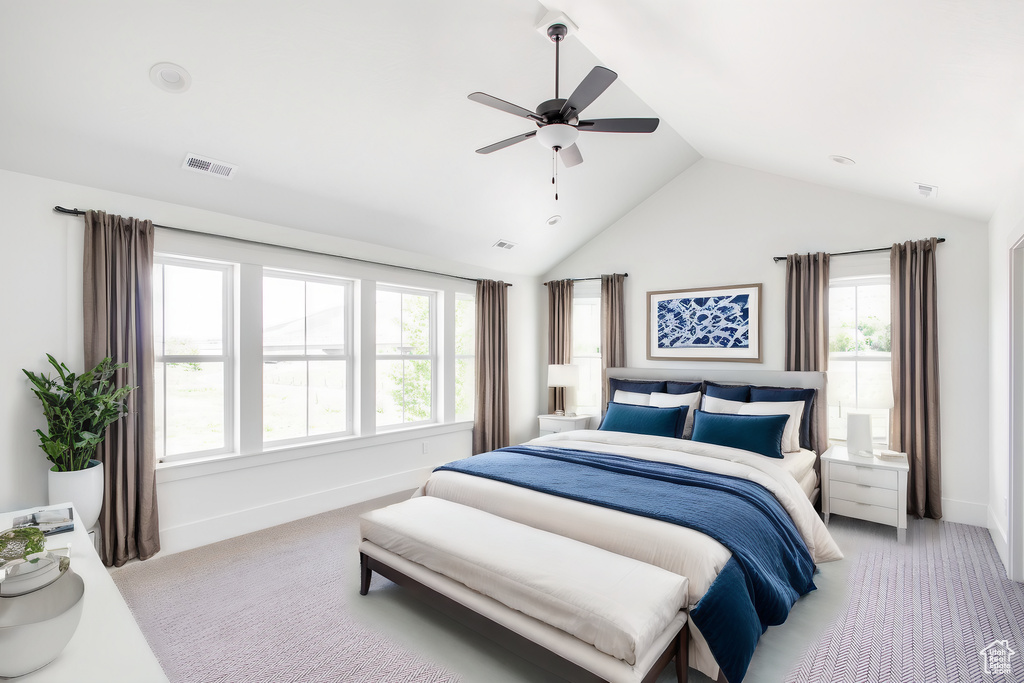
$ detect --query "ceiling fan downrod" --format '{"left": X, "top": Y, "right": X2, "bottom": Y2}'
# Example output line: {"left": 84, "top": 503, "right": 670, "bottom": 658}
{"left": 548, "top": 23, "right": 568, "bottom": 100}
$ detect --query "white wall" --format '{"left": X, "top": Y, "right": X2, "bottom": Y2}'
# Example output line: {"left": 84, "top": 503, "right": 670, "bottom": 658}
{"left": 544, "top": 159, "right": 990, "bottom": 525}
{"left": 987, "top": 167, "right": 1024, "bottom": 575}
{"left": 0, "top": 168, "right": 540, "bottom": 554}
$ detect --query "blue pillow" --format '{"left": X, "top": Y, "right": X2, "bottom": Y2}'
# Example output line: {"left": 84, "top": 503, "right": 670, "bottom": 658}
{"left": 665, "top": 380, "right": 703, "bottom": 395}
{"left": 690, "top": 410, "right": 788, "bottom": 459}
{"left": 599, "top": 402, "right": 687, "bottom": 439}
{"left": 750, "top": 386, "right": 817, "bottom": 450}
{"left": 703, "top": 381, "right": 751, "bottom": 402}
{"left": 608, "top": 379, "right": 667, "bottom": 395}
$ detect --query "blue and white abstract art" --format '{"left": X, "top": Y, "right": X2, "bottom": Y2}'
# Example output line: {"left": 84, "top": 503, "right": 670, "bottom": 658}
{"left": 648, "top": 284, "right": 761, "bottom": 361}
{"left": 657, "top": 294, "right": 749, "bottom": 349}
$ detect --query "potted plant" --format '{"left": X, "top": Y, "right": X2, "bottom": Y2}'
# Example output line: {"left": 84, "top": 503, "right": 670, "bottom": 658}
{"left": 23, "top": 354, "right": 135, "bottom": 530}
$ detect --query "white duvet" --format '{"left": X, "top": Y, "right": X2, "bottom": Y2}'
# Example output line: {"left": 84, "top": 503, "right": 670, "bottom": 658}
{"left": 418, "top": 429, "right": 843, "bottom": 679}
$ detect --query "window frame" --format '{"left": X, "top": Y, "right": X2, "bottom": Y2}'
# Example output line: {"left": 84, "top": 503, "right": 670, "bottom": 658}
{"left": 827, "top": 274, "right": 892, "bottom": 445}
{"left": 453, "top": 291, "right": 476, "bottom": 422}
{"left": 261, "top": 268, "right": 354, "bottom": 447}
{"left": 571, "top": 280, "right": 602, "bottom": 416}
{"left": 154, "top": 255, "right": 235, "bottom": 463}
{"left": 375, "top": 284, "right": 438, "bottom": 430}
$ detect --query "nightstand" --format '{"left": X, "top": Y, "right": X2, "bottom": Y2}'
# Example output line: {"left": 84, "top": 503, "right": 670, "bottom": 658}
{"left": 538, "top": 414, "right": 592, "bottom": 436}
{"left": 821, "top": 445, "right": 909, "bottom": 542}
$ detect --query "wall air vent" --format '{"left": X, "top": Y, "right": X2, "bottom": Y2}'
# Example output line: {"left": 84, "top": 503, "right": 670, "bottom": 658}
{"left": 182, "top": 154, "right": 237, "bottom": 180}
{"left": 492, "top": 239, "right": 516, "bottom": 250}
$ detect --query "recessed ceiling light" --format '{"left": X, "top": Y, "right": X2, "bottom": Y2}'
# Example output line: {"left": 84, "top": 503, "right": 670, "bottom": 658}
{"left": 149, "top": 62, "right": 191, "bottom": 93}
{"left": 546, "top": 215, "right": 562, "bottom": 226}
{"left": 829, "top": 155, "right": 856, "bottom": 166}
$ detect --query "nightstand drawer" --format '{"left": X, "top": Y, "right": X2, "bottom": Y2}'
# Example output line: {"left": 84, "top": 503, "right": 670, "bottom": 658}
{"left": 830, "top": 462, "right": 897, "bottom": 490}
{"left": 538, "top": 415, "right": 590, "bottom": 435}
{"left": 830, "top": 498, "right": 898, "bottom": 527}
{"left": 830, "top": 481, "right": 897, "bottom": 509}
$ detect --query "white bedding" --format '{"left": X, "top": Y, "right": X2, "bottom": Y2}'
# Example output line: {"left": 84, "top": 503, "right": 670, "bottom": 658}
{"left": 779, "top": 448, "right": 819, "bottom": 497}
{"left": 419, "top": 429, "right": 841, "bottom": 679}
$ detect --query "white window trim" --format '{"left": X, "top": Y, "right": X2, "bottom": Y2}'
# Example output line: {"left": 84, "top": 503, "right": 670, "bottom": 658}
{"left": 375, "top": 284, "right": 438, "bottom": 430}
{"left": 262, "top": 268, "right": 355, "bottom": 446}
{"left": 152, "top": 228, "right": 475, "bottom": 471}
{"left": 155, "top": 255, "right": 235, "bottom": 463}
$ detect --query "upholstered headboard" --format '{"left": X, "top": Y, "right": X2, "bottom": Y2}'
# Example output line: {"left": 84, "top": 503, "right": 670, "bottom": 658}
{"left": 605, "top": 368, "right": 829, "bottom": 456}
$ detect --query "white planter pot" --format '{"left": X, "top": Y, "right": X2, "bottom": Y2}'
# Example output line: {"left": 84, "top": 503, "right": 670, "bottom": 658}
{"left": 48, "top": 460, "right": 104, "bottom": 530}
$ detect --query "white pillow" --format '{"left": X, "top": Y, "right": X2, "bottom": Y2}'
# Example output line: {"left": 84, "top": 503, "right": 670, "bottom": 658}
{"left": 700, "top": 396, "right": 805, "bottom": 453}
{"left": 649, "top": 391, "right": 701, "bottom": 438}
{"left": 613, "top": 389, "right": 651, "bottom": 406}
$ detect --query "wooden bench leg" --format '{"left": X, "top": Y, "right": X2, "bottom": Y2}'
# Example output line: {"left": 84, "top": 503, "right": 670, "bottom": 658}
{"left": 675, "top": 622, "right": 689, "bottom": 682}
{"left": 359, "top": 552, "right": 372, "bottom": 595}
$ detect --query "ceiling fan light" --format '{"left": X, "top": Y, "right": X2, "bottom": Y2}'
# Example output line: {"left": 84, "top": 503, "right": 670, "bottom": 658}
{"left": 536, "top": 123, "right": 579, "bottom": 150}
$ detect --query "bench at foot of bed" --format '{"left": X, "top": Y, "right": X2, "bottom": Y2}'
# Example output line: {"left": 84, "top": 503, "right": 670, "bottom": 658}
{"left": 358, "top": 496, "right": 690, "bottom": 683}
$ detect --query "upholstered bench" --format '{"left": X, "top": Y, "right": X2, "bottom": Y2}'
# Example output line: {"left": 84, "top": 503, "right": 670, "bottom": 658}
{"left": 359, "top": 496, "right": 690, "bottom": 683}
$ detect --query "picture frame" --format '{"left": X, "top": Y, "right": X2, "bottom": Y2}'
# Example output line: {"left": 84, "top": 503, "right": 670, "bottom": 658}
{"left": 647, "top": 283, "right": 762, "bottom": 362}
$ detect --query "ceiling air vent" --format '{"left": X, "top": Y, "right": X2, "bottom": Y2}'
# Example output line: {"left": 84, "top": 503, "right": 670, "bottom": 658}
{"left": 492, "top": 239, "right": 516, "bottom": 250}
{"left": 182, "top": 154, "right": 237, "bottom": 180}
{"left": 916, "top": 183, "right": 937, "bottom": 198}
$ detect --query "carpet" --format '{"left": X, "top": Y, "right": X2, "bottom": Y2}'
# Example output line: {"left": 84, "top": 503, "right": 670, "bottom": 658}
{"left": 111, "top": 494, "right": 460, "bottom": 683}
{"left": 785, "top": 522, "right": 1024, "bottom": 683}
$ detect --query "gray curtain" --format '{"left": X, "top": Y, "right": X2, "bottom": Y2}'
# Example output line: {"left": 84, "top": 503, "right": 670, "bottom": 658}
{"left": 547, "top": 279, "right": 574, "bottom": 414}
{"left": 600, "top": 274, "right": 626, "bottom": 410}
{"left": 83, "top": 210, "right": 160, "bottom": 567}
{"left": 473, "top": 279, "right": 510, "bottom": 454}
{"left": 890, "top": 238, "right": 942, "bottom": 519}
{"left": 785, "top": 252, "right": 831, "bottom": 455}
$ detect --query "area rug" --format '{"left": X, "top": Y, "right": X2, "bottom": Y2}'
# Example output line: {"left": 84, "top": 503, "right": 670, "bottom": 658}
{"left": 785, "top": 522, "right": 1024, "bottom": 683}
{"left": 111, "top": 497, "right": 460, "bottom": 683}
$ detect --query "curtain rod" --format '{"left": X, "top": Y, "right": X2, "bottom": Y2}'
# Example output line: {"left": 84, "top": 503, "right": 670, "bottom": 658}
{"left": 772, "top": 239, "right": 945, "bottom": 263}
{"left": 53, "top": 206, "right": 506, "bottom": 286}
{"left": 543, "top": 273, "right": 628, "bottom": 286}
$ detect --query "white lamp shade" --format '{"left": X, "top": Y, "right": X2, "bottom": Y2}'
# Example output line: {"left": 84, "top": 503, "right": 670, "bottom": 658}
{"left": 547, "top": 364, "right": 579, "bottom": 388}
{"left": 847, "top": 412, "right": 874, "bottom": 456}
{"left": 536, "top": 124, "right": 580, "bottom": 150}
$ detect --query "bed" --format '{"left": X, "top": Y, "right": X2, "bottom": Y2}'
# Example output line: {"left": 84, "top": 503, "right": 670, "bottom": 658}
{"left": 408, "top": 369, "right": 842, "bottom": 682}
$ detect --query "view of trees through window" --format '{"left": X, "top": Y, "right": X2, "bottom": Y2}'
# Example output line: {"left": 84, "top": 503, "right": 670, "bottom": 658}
{"left": 376, "top": 288, "right": 434, "bottom": 426}
{"left": 828, "top": 278, "right": 892, "bottom": 443}
{"left": 455, "top": 294, "right": 475, "bottom": 421}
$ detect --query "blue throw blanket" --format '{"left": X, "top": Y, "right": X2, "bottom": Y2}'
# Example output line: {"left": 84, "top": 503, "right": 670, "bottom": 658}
{"left": 436, "top": 445, "right": 816, "bottom": 683}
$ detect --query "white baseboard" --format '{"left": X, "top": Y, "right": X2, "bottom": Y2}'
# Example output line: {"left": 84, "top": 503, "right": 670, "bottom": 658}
{"left": 988, "top": 506, "right": 1010, "bottom": 575}
{"left": 940, "top": 497, "right": 988, "bottom": 527}
{"left": 155, "top": 467, "right": 431, "bottom": 557}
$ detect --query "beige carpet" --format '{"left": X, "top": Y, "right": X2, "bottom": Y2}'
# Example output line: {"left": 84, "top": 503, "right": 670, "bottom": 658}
{"left": 111, "top": 492, "right": 461, "bottom": 683}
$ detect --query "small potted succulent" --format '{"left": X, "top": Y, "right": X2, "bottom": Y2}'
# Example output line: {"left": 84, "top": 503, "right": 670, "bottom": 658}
{"left": 23, "top": 354, "right": 135, "bottom": 530}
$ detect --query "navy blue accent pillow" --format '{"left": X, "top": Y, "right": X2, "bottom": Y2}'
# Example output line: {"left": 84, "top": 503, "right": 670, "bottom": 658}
{"left": 750, "top": 386, "right": 816, "bottom": 451}
{"left": 703, "top": 382, "right": 752, "bottom": 402}
{"left": 690, "top": 410, "right": 788, "bottom": 459}
{"left": 608, "top": 379, "right": 667, "bottom": 395}
{"left": 599, "top": 402, "right": 687, "bottom": 439}
{"left": 665, "top": 380, "right": 703, "bottom": 395}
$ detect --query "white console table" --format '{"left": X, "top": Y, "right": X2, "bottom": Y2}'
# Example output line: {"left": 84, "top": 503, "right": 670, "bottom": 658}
{"left": 1, "top": 503, "right": 168, "bottom": 682}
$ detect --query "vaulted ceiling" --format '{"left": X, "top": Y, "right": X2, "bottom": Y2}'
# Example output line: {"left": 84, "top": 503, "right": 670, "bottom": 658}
{"left": 1, "top": 1, "right": 1020, "bottom": 276}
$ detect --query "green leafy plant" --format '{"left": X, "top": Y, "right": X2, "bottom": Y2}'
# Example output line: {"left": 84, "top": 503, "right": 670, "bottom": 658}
{"left": 23, "top": 354, "right": 136, "bottom": 472}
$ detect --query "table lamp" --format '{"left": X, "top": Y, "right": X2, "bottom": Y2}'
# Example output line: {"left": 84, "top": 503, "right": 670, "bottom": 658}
{"left": 547, "top": 364, "right": 579, "bottom": 416}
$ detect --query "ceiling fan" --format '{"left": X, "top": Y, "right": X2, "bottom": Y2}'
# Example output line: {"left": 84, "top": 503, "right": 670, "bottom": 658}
{"left": 469, "top": 23, "right": 659, "bottom": 172}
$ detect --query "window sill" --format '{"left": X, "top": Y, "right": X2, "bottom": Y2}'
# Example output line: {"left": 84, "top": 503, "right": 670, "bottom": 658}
{"left": 156, "top": 420, "right": 474, "bottom": 484}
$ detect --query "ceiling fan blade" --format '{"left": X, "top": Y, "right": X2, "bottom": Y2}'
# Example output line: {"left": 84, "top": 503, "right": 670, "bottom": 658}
{"left": 559, "top": 66, "right": 617, "bottom": 119}
{"left": 468, "top": 92, "right": 541, "bottom": 121}
{"left": 558, "top": 143, "right": 583, "bottom": 168}
{"left": 577, "top": 118, "right": 660, "bottom": 133}
{"left": 475, "top": 130, "right": 537, "bottom": 154}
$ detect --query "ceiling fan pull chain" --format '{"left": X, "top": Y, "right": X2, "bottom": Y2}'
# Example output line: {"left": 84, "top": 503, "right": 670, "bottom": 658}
{"left": 553, "top": 148, "right": 559, "bottom": 200}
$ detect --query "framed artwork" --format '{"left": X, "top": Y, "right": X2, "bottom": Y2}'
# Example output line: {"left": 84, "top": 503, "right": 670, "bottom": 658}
{"left": 647, "top": 283, "right": 762, "bottom": 362}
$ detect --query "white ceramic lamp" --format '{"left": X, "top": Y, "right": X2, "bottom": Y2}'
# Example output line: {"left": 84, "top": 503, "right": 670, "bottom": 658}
{"left": 547, "top": 364, "right": 579, "bottom": 416}
{"left": 846, "top": 412, "right": 874, "bottom": 457}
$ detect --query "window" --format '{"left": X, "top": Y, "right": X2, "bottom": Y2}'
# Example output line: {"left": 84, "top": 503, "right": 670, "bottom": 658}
{"left": 153, "top": 257, "right": 233, "bottom": 461}
{"left": 572, "top": 280, "right": 602, "bottom": 415}
{"left": 263, "top": 271, "right": 352, "bottom": 444}
{"left": 828, "top": 275, "right": 892, "bottom": 443}
{"left": 376, "top": 286, "right": 436, "bottom": 427}
{"left": 454, "top": 293, "right": 475, "bottom": 421}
